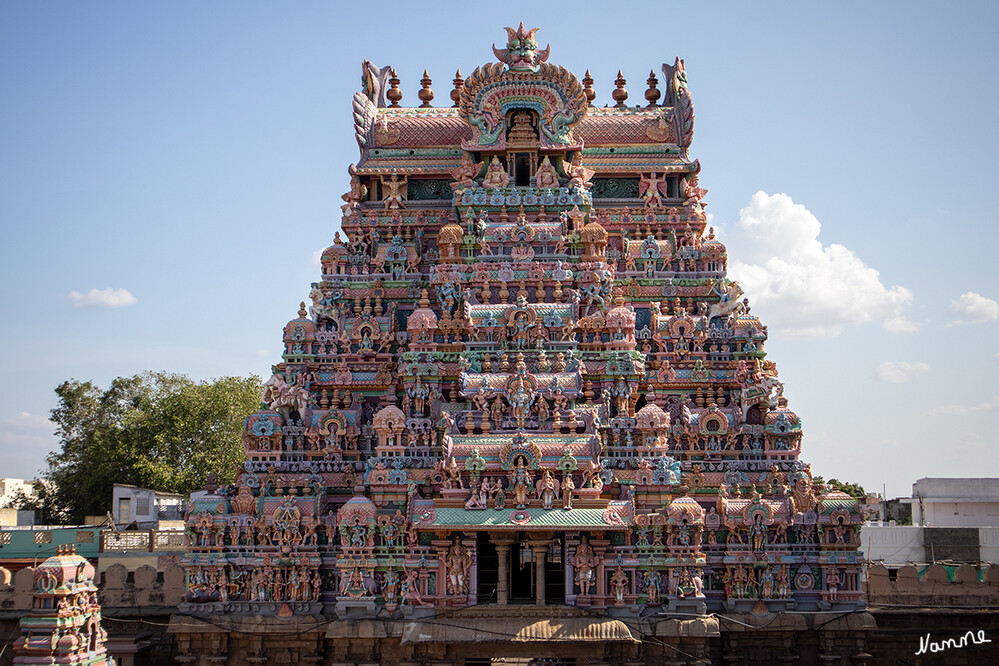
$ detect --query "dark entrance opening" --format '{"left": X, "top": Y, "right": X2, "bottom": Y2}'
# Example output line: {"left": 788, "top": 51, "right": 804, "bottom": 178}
{"left": 545, "top": 533, "right": 566, "bottom": 604}
{"left": 510, "top": 535, "right": 534, "bottom": 603}
{"left": 514, "top": 153, "right": 532, "bottom": 186}
{"left": 477, "top": 532, "right": 498, "bottom": 604}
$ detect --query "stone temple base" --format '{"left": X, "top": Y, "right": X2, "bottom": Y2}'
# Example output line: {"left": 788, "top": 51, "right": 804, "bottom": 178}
{"left": 179, "top": 601, "right": 322, "bottom": 616}
{"left": 399, "top": 605, "right": 436, "bottom": 619}
{"left": 667, "top": 597, "right": 707, "bottom": 615}
{"left": 334, "top": 598, "right": 378, "bottom": 619}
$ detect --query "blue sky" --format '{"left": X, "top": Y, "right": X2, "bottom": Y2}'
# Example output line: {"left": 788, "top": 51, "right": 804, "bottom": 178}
{"left": 1, "top": 1, "right": 996, "bottom": 499}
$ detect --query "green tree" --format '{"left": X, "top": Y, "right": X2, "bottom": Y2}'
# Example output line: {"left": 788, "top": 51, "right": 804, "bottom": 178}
{"left": 34, "top": 372, "right": 261, "bottom": 523}
{"left": 824, "top": 478, "right": 867, "bottom": 501}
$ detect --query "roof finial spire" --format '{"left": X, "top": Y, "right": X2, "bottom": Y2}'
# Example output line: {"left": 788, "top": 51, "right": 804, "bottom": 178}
{"left": 418, "top": 70, "right": 434, "bottom": 108}
{"left": 613, "top": 70, "right": 629, "bottom": 108}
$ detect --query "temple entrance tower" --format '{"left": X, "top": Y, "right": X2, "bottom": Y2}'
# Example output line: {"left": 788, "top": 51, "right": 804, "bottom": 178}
{"left": 174, "top": 22, "right": 868, "bottom": 665}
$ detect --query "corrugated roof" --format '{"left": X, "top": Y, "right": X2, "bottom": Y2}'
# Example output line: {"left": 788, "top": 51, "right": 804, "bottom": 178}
{"left": 423, "top": 507, "right": 627, "bottom": 530}
{"left": 400, "top": 618, "right": 638, "bottom": 644}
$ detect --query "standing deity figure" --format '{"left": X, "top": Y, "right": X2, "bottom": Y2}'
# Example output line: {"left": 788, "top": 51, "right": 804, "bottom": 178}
{"left": 381, "top": 172, "right": 407, "bottom": 209}
{"left": 572, "top": 537, "right": 599, "bottom": 597}
{"left": 561, "top": 473, "right": 575, "bottom": 510}
{"left": 535, "top": 394, "right": 550, "bottom": 426}
{"left": 383, "top": 570, "right": 400, "bottom": 606}
{"left": 760, "top": 566, "right": 775, "bottom": 599}
{"left": 511, "top": 460, "right": 533, "bottom": 509}
{"left": 610, "top": 567, "right": 629, "bottom": 605}
{"left": 445, "top": 541, "right": 472, "bottom": 595}
{"left": 537, "top": 469, "right": 559, "bottom": 509}
{"left": 491, "top": 477, "right": 506, "bottom": 510}
{"left": 510, "top": 383, "right": 534, "bottom": 430}
{"left": 749, "top": 514, "right": 768, "bottom": 552}
{"left": 536, "top": 469, "right": 558, "bottom": 509}
{"left": 490, "top": 395, "right": 506, "bottom": 430}
{"left": 776, "top": 564, "right": 791, "bottom": 599}
{"left": 826, "top": 567, "right": 841, "bottom": 602}
{"left": 645, "top": 570, "right": 661, "bottom": 605}
{"left": 733, "top": 565, "right": 750, "bottom": 598}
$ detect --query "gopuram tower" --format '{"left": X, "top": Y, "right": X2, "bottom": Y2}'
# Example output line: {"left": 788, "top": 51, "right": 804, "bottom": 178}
{"left": 175, "top": 25, "right": 868, "bottom": 665}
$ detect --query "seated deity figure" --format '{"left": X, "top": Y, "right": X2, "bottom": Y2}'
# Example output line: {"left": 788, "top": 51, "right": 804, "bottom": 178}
{"left": 535, "top": 155, "right": 559, "bottom": 189}
{"left": 482, "top": 156, "right": 511, "bottom": 189}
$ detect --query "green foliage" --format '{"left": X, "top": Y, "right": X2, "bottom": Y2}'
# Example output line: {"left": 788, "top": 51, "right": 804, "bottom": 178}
{"left": 36, "top": 372, "right": 261, "bottom": 524}
{"left": 825, "top": 478, "right": 867, "bottom": 501}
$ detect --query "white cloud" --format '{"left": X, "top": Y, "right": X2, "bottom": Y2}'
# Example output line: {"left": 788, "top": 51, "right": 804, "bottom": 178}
{"left": 311, "top": 249, "right": 323, "bottom": 266}
{"left": 725, "top": 192, "right": 915, "bottom": 337}
{"left": 883, "top": 314, "right": 919, "bottom": 333}
{"left": 947, "top": 291, "right": 998, "bottom": 325}
{"left": 68, "top": 287, "right": 137, "bottom": 309}
{"left": 9, "top": 412, "right": 50, "bottom": 430}
{"left": 930, "top": 396, "right": 999, "bottom": 416}
{"left": 252, "top": 349, "right": 271, "bottom": 358}
{"left": 875, "top": 361, "right": 929, "bottom": 384}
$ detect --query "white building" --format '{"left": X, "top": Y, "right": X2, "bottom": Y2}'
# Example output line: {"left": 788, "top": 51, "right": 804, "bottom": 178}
{"left": 902, "top": 478, "right": 999, "bottom": 528}
{"left": 0, "top": 478, "right": 37, "bottom": 506}
{"left": 862, "top": 478, "right": 999, "bottom": 567}
{"left": 112, "top": 484, "right": 186, "bottom": 528}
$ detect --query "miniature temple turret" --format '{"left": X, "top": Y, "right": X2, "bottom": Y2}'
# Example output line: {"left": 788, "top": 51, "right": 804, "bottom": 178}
{"left": 12, "top": 546, "right": 111, "bottom": 665}
{"left": 179, "top": 23, "right": 865, "bottom": 657}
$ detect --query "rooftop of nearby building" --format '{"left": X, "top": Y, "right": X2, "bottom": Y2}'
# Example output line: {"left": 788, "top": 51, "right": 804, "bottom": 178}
{"left": 906, "top": 478, "right": 999, "bottom": 502}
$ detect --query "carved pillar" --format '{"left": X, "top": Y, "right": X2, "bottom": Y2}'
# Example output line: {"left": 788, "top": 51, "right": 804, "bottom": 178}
{"left": 532, "top": 543, "right": 548, "bottom": 606}
{"left": 464, "top": 533, "right": 477, "bottom": 605}
{"left": 565, "top": 533, "right": 578, "bottom": 605}
{"left": 431, "top": 539, "right": 450, "bottom": 598}
{"left": 492, "top": 536, "right": 515, "bottom": 606}
{"left": 592, "top": 539, "right": 609, "bottom": 605}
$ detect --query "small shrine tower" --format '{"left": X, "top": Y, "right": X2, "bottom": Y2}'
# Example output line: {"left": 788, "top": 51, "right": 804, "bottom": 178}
{"left": 12, "top": 545, "right": 112, "bottom": 665}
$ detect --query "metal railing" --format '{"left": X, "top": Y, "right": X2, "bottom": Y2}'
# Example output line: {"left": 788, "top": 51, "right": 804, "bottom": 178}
{"left": 100, "top": 529, "right": 187, "bottom": 553}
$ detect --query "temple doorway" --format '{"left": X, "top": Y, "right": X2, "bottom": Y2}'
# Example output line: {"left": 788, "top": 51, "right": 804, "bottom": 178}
{"left": 510, "top": 537, "right": 534, "bottom": 603}
{"left": 544, "top": 534, "right": 565, "bottom": 604}
{"left": 507, "top": 532, "right": 566, "bottom": 605}
{"left": 476, "top": 532, "right": 499, "bottom": 603}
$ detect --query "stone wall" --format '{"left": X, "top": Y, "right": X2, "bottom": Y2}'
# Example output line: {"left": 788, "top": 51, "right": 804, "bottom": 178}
{"left": 0, "top": 562, "right": 186, "bottom": 612}
{"left": 865, "top": 562, "right": 999, "bottom": 607}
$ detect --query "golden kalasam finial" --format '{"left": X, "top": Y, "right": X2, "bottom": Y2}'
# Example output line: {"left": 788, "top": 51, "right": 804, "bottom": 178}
{"left": 451, "top": 69, "right": 463, "bottom": 107}
{"left": 387, "top": 68, "right": 402, "bottom": 107}
{"left": 582, "top": 69, "right": 596, "bottom": 106}
{"left": 645, "top": 70, "right": 661, "bottom": 107}
{"left": 418, "top": 70, "right": 434, "bottom": 108}
{"left": 613, "top": 70, "right": 628, "bottom": 108}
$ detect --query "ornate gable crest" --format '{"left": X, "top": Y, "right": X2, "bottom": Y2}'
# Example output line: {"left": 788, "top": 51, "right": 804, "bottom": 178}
{"left": 459, "top": 26, "right": 587, "bottom": 150}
